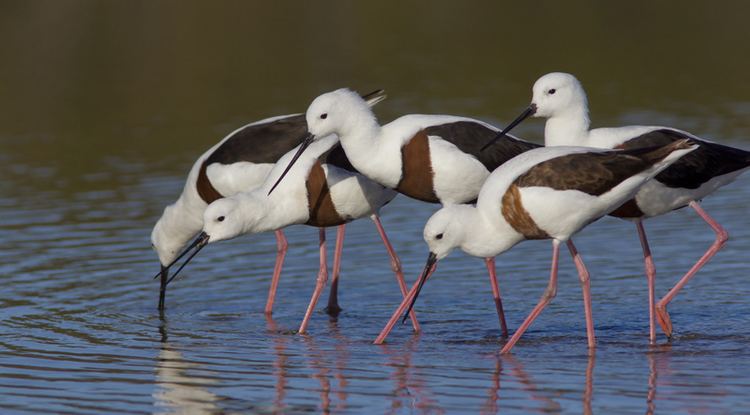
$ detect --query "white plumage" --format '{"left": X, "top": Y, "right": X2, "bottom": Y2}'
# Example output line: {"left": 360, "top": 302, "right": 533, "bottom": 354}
{"left": 176, "top": 136, "right": 418, "bottom": 334}
{"left": 489, "top": 71, "right": 750, "bottom": 343}
{"left": 375, "top": 142, "right": 696, "bottom": 353}
{"left": 267, "top": 88, "right": 542, "bottom": 336}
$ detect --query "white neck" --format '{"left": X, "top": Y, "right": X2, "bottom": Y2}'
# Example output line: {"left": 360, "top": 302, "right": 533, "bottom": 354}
{"left": 237, "top": 192, "right": 301, "bottom": 234}
{"left": 153, "top": 198, "right": 205, "bottom": 265}
{"left": 165, "top": 198, "right": 204, "bottom": 241}
{"left": 337, "top": 117, "right": 401, "bottom": 188}
{"left": 456, "top": 205, "right": 523, "bottom": 258}
{"left": 339, "top": 107, "right": 380, "bottom": 138}
{"left": 544, "top": 106, "right": 591, "bottom": 147}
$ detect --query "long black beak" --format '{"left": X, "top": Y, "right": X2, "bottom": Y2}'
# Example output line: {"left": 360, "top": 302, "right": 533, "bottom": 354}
{"left": 268, "top": 132, "right": 316, "bottom": 195}
{"left": 166, "top": 232, "right": 210, "bottom": 285}
{"left": 401, "top": 252, "right": 438, "bottom": 324}
{"left": 158, "top": 265, "right": 168, "bottom": 310}
{"left": 480, "top": 104, "right": 537, "bottom": 151}
{"left": 151, "top": 233, "right": 207, "bottom": 280}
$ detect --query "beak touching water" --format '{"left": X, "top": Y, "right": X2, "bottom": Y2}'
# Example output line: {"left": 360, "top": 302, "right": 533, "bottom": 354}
{"left": 401, "top": 252, "right": 438, "bottom": 324}
{"left": 480, "top": 103, "right": 537, "bottom": 151}
{"left": 158, "top": 265, "right": 168, "bottom": 310}
{"left": 267, "top": 132, "right": 316, "bottom": 195}
{"left": 151, "top": 232, "right": 210, "bottom": 309}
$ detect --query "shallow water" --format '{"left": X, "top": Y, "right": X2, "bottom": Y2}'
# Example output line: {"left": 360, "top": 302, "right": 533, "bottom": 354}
{"left": 3, "top": 2, "right": 750, "bottom": 414}
{"left": 3, "top": 171, "right": 750, "bottom": 414}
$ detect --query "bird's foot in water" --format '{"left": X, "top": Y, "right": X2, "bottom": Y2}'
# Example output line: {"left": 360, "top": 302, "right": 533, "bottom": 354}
{"left": 324, "top": 304, "right": 342, "bottom": 317}
{"left": 656, "top": 303, "right": 673, "bottom": 338}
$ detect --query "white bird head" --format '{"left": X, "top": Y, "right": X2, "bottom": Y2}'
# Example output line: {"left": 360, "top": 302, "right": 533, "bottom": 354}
{"left": 156, "top": 196, "right": 259, "bottom": 287}
{"left": 422, "top": 205, "right": 468, "bottom": 261}
{"left": 267, "top": 88, "right": 379, "bottom": 195}
{"left": 399, "top": 205, "right": 471, "bottom": 324}
{"left": 201, "top": 197, "right": 247, "bottom": 244}
{"left": 151, "top": 204, "right": 198, "bottom": 266}
{"left": 480, "top": 72, "right": 590, "bottom": 151}
{"left": 305, "top": 88, "right": 374, "bottom": 139}
{"left": 530, "top": 72, "right": 588, "bottom": 118}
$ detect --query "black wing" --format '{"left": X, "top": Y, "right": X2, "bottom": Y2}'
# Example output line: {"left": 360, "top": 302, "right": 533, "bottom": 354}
{"left": 424, "top": 121, "right": 541, "bottom": 171}
{"left": 205, "top": 114, "right": 308, "bottom": 165}
{"left": 318, "top": 143, "right": 357, "bottom": 174}
{"left": 617, "top": 129, "right": 750, "bottom": 189}
{"left": 203, "top": 90, "right": 386, "bottom": 167}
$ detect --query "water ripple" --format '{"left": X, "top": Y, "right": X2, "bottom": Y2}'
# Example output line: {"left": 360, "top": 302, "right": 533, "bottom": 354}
{"left": 2, "top": 144, "right": 750, "bottom": 414}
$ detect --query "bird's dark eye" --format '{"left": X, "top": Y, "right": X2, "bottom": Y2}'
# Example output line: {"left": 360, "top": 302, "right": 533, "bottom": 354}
{"left": 320, "top": 113, "right": 328, "bottom": 119}
{"left": 217, "top": 216, "right": 225, "bottom": 222}
{"left": 436, "top": 233, "right": 444, "bottom": 240}
{"left": 548, "top": 89, "right": 556, "bottom": 95}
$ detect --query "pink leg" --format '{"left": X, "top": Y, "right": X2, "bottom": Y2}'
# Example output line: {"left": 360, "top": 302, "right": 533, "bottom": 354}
{"left": 265, "top": 230, "right": 288, "bottom": 314}
{"left": 298, "top": 228, "right": 328, "bottom": 334}
{"left": 371, "top": 214, "right": 420, "bottom": 332}
{"left": 567, "top": 240, "right": 596, "bottom": 349}
{"left": 325, "top": 224, "right": 346, "bottom": 316}
{"left": 501, "top": 240, "right": 561, "bottom": 354}
{"left": 656, "top": 201, "right": 728, "bottom": 337}
{"left": 635, "top": 220, "right": 657, "bottom": 344}
{"left": 373, "top": 263, "right": 437, "bottom": 344}
{"left": 485, "top": 257, "right": 508, "bottom": 337}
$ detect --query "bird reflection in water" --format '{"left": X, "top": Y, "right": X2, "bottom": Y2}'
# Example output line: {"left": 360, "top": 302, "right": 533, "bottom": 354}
{"left": 583, "top": 351, "right": 595, "bottom": 415}
{"left": 152, "top": 315, "right": 678, "bottom": 414}
{"left": 645, "top": 344, "right": 672, "bottom": 415}
{"left": 301, "top": 331, "right": 335, "bottom": 413}
{"left": 266, "top": 315, "right": 352, "bottom": 414}
{"left": 380, "top": 335, "right": 445, "bottom": 414}
{"left": 265, "top": 315, "right": 289, "bottom": 412}
{"left": 481, "top": 354, "right": 502, "bottom": 414}
{"left": 326, "top": 319, "right": 351, "bottom": 407}
{"left": 488, "top": 354, "right": 563, "bottom": 414}
{"left": 153, "top": 316, "right": 221, "bottom": 414}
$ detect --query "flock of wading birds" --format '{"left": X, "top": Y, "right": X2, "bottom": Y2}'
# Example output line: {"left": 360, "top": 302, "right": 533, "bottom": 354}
{"left": 150, "top": 72, "right": 750, "bottom": 354}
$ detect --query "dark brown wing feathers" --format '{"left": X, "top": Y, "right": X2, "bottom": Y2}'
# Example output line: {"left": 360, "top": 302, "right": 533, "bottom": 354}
{"left": 515, "top": 140, "right": 693, "bottom": 196}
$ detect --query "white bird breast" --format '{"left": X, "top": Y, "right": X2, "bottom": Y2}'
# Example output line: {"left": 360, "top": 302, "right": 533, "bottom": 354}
{"left": 518, "top": 186, "right": 606, "bottom": 239}
{"left": 323, "top": 165, "right": 397, "bottom": 220}
{"left": 428, "top": 136, "right": 489, "bottom": 204}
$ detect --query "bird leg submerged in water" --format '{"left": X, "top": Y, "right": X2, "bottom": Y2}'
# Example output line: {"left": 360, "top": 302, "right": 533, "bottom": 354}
{"left": 298, "top": 228, "right": 329, "bottom": 334}
{"left": 374, "top": 252, "right": 511, "bottom": 344}
{"left": 655, "top": 201, "right": 729, "bottom": 338}
{"left": 325, "top": 225, "right": 346, "bottom": 316}
{"left": 500, "top": 239, "right": 596, "bottom": 354}
{"left": 485, "top": 257, "right": 509, "bottom": 338}
{"left": 500, "top": 240, "right": 561, "bottom": 354}
{"left": 371, "top": 214, "right": 421, "bottom": 332}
